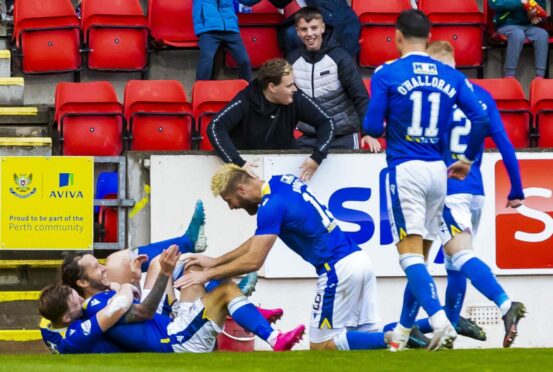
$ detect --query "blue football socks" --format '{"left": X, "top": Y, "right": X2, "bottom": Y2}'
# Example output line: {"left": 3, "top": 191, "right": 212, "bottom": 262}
{"left": 228, "top": 296, "right": 274, "bottom": 341}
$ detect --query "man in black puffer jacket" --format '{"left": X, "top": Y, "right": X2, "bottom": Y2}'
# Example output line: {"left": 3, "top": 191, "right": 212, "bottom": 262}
{"left": 207, "top": 58, "right": 335, "bottom": 181}
{"left": 288, "top": 7, "right": 379, "bottom": 150}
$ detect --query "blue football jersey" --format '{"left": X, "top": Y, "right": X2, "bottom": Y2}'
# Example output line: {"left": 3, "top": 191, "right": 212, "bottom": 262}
{"left": 83, "top": 290, "right": 174, "bottom": 353}
{"left": 40, "top": 316, "right": 121, "bottom": 354}
{"left": 363, "top": 52, "right": 489, "bottom": 167}
{"left": 255, "top": 175, "right": 360, "bottom": 275}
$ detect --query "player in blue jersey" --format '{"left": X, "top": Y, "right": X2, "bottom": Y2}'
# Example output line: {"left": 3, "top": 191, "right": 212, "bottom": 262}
{"left": 362, "top": 9, "right": 490, "bottom": 351}
{"left": 38, "top": 282, "right": 135, "bottom": 354}
{"left": 174, "top": 164, "right": 408, "bottom": 352}
{"left": 62, "top": 246, "right": 303, "bottom": 352}
{"left": 427, "top": 41, "right": 526, "bottom": 348}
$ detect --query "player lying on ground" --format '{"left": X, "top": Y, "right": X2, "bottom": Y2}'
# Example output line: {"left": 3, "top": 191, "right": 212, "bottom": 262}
{"left": 57, "top": 246, "right": 303, "bottom": 353}
{"left": 175, "top": 164, "right": 425, "bottom": 352}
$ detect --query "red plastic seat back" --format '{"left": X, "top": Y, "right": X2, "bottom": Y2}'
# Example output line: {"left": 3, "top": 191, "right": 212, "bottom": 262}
{"left": 472, "top": 79, "right": 531, "bottom": 148}
{"left": 125, "top": 80, "right": 194, "bottom": 150}
{"left": 421, "top": 0, "right": 484, "bottom": 68}
{"left": 148, "top": 0, "right": 198, "bottom": 47}
{"left": 14, "top": 0, "right": 78, "bottom": 42}
{"left": 192, "top": 79, "right": 249, "bottom": 150}
{"left": 530, "top": 78, "right": 553, "bottom": 148}
{"left": 82, "top": 0, "right": 148, "bottom": 70}
{"left": 353, "top": 0, "right": 411, "bottom": 68}
{"left": 98, "top": 195, "right": 118, "bottom": 243}
{"left": 55, "top": 81, "right": 121, "bottom": 123}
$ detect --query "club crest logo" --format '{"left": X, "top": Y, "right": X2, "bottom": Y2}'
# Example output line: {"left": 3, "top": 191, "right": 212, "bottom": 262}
{"left": 10, "top": 173, "right": 37, "bottom": 198}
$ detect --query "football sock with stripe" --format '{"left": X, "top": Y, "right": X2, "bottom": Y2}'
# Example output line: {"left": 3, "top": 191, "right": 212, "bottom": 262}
{"left": 400, "top": 254, "right": 443, "bottom": 318}
{"left": 228, "top": 296, "right": 275, "bottom": 343}
{"left": 453, "top": 250, "right": 511, "bottom": 314}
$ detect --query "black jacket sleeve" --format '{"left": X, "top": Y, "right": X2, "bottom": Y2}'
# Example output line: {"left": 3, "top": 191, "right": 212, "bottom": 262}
{"left": 267, "top": 0, "right": 293, "bottom": 8}
{"left": 295, "top": 91, "right": 335, "bottom": 164}
{"left": 336, "top": 51, "right": 369, "bottom": 121}
{"left": 207, "top": 97, "right": 247, "bottom": 167}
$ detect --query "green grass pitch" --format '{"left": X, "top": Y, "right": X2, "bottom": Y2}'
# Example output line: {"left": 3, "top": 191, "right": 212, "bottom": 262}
{"left": 0, "top": 349, "right": 552, "bottom": 372}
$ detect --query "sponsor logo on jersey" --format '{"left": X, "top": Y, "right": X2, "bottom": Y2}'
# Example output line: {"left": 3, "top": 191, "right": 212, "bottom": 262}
{"left": 496, "top": 159, "right": 553, "bottom": 269}
{"left": 90, "top": 299, "right": 100, "bottom": 307}
{"left": 413, "top": 62, "right": 437, "bottom": 75}
{"left": 81, "top": 320, "right": 92, "bottom": 336}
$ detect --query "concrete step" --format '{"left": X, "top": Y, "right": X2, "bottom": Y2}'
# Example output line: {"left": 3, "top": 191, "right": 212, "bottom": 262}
{"left": 0, "top": 137, "right": 52, "bottom": 156}
{"left": 0, "top": 50, "right": 10, "bottom": 77}
{"left": 0, "top": 77, "right": 23, "bottom": 106}
{"left": 0, "top": 301, "right": 40, "bottom": 329}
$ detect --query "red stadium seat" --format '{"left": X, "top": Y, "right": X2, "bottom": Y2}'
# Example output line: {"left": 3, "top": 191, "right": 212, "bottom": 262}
{"left": 55, "top": 81, "right": 124, "bottom": 155}
{"left": 124, "top": 80, "right": 195, "bottom": 151}
{"left": 360, "top": 78, "right": 386, "bottom": 150}
{"left": 98, "top": 199, "right": 118, "bottom": 243}
{"left": 81, "top": 0, "right": 149, "bottom": 74}
{"left": 225, "top": 0, "right": 284, "bottom": 69}
{"left": 530, "top": 78, "right": 553, "bottom": 148}
{"left": 192, "top": 79, "right": 249, "bottom": 150}
{"left": 471, "top": 78, "right": 531, "bottom": 149}
{"left": 420, "top": 0, "right": 485, "bottom": 76}
{"left": 13, "top": 0, "right": 81, "bottom": 77}
{"left": 148, "top": 0, "right": 198, "bottom": 48}
{"left": 352, "top": 0, "right": 412, "bottom": 68}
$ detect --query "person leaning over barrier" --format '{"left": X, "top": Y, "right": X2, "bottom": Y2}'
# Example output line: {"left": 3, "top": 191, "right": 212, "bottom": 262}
{"left": 207, "top": 58, "right": 335, "bottom": 182}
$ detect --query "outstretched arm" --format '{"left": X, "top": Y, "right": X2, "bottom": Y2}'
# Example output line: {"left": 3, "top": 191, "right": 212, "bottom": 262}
{"left": 175, "top": 235, "right": 277, "bottom": 289}
{"left": 122, "top": 246, "right": 179, "bottom": 323}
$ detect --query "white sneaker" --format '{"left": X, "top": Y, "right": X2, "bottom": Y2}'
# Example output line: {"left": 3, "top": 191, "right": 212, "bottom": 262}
{"left": 428, "top": 323, "right": 457, "bottom": 351}
{"left": 388, "top": 327, "right": 410, "bottom": 352}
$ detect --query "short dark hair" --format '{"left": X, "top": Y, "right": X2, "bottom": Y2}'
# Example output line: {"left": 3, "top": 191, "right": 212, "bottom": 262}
{"left": 38, "top": 284, "right": 72, "bottom": 324}
{"left": 256, "top": 58, "right": 293, "bottom": 90}
{"left": 396, "top": 9, "right": 430, "bottom": 39}
{"left": 294, "top": 6, "right": 323, "bottom": 25}
{"left": 61, "top": 253, "right": 87, "bottom": 296}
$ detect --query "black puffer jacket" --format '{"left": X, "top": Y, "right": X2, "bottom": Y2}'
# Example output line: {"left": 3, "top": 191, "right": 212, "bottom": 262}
{"left": 288, "top": 31, "right": 369, "bottom": 146}
{"left": 207, "top": 79, "right": 335, "bottom": 167}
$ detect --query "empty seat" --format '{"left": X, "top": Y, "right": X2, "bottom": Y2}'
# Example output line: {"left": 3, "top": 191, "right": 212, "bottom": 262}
{"left": 124, "top": 80, "right": 195, "bottom": 151}
{"left": 352, "top": 0, "right": 412, "bottom": 68}
{"left": 13, "top": 0, "right": 81, "bottom": 76}
{"left": 148, "top": 0, "right": 198, "bottom": 48}
{"left": 225, "top": 0, "right": 284, "bottom": 69}
{"left": 192, "top": 79, "right": 248, "bottom": 150}
{"left": 81, "top": 0, "right": 149, "bottom": 74}
{"left": 55, "top": 81, "right": 124, "bottom": 155}
{"left": 530, "top": 78, "right": 553, "bottom": 148}
{"left": 95, "top": 171, "right": 118, "bottom": 242}
{"left": 420, "top": 0, "right": 485, "bottom": 75}
{"left": 471, "top": 78, "right": 531, "bottom": 148}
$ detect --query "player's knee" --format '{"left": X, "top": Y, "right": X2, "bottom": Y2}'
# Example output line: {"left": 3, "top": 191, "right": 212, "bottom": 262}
{"left": 309, "top": 339, "right": 336, "bottom": 350}
{"left": 184, "top": 264, "right": 201, "bottom": 274}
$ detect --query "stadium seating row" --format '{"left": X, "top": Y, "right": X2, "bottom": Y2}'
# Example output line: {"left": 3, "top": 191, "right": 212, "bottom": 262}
{"left": 361, "top": 77, "right": 553, "bottom": 150}
{"left": 54, "top": 79, "right": 248, "bottom": 155}
{"left": 18, "top": 0, "right": 548, "bottom": 79}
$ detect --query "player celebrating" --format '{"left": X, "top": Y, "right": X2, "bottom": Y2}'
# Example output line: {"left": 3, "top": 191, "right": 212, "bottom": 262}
{"left": 60, "top": 246, "right": 303, "bottom": 353}
{"left": 176, "top": 164, "right": 399, "bottom": 352}
{"left": 362, "top": 9, "right": 489, "bottom": 351}
{"left": 427, "top": 41, "right": 526, "bottom": 348}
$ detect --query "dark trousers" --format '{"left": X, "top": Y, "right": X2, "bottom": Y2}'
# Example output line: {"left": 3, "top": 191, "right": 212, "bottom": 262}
{"left": 196, "top": 31, "right": 252, "bottom": 81}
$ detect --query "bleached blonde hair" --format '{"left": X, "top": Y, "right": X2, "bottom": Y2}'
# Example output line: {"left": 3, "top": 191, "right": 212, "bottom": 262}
{"left": 211, "top": 164, "right": 253, "bottom": 197}
{"left": 427, "top": 40, "right": 455, "bottom": 67}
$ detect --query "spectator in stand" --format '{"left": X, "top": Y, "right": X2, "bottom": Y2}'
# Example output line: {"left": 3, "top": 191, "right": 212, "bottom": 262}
{"left": 287, "top": 7, "right": 380, "bottom": 151}
{"left": 207, "top": 58, "right": 335, "bottom": 181}
{"left": 489, "top": 0, "right": 549, "bottom": 78}
{"left": 248, "top": 0, "right": 360, "bottom": 56}
{"left": 193, "top": 0, "right": 256, "bottom": 81}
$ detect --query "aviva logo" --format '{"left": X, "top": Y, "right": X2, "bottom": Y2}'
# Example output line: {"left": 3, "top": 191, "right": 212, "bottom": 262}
{"left": 59, "top": 173, "right": 74, "bottom": 187}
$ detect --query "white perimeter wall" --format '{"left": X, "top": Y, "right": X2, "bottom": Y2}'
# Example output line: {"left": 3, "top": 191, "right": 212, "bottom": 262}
{"left": 150, "top": 153, "right": 553, "bottom": 349}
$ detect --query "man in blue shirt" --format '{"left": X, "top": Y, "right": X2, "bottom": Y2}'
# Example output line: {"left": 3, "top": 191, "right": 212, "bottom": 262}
{"left": 62, "top": 246, "right": 303, "bottom": 352}
{"left": 428, "top": 41, "right": 526, "bottom": 348}
{"left": 362, "top": 9, "right": 489, "bottom": 351}
{"left": 175, "top": 164, "right": 401, "bottom": 352}
{"left": 38, "top": 282, "right": 135, "bottom": 354}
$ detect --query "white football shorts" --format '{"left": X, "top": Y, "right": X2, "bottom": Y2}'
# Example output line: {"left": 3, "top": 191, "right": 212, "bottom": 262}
{"left": 386, "top": 160, "right": 447, "bottom": 244}
{"left": 310, "top": 250, "right": 379, "bottom": 343}
{"left": 439, "top": 193, "right": 485, "bottom": 245}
